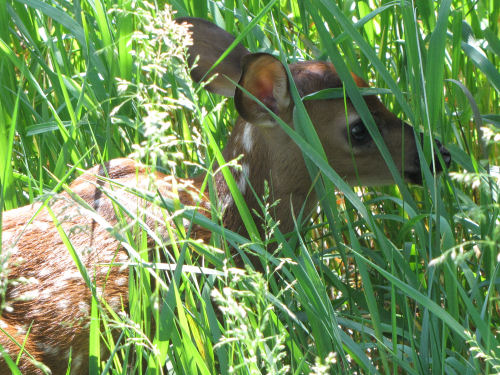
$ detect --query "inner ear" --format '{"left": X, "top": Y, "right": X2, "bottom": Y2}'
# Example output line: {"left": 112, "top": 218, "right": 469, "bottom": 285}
{"left": 235, "top": 53, "right": 291, "bottom": 127}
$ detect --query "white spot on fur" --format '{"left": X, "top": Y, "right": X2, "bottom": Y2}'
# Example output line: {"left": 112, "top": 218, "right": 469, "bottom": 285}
{"left": 39, "top": 288, "right": 54, "bottom": 300}
{"left": 1, "top": 231, "right": 13, "bottom": 244}
{"left": 17, "top": 276, "right": 39, "bottom": 285}
{"left": 93, "top": 197, "right": 105, "bottom": 209}
{"left": 38, "top": 267, "right": 52, "bottom": 277}
{"left": 54, "top": 281, "right": 69, "bottom": 292}
{"left": 33, "top": 220, "right": 51, "bottom": 231}
{"left": 19, "top": 289, "right": 40, "bottom": 301}
{"left": 242, "top": 163, "right": 250, "bottom": 178}
{"left": 109, "top": 296, "right": 121, "bottom": 310}
{"left": 71, "top": 353, "right": 84, "bottom": 373}
{"left": 60, "top": 270, "right": 83, "bottom": 280}
{"left": 8, "top": 289, "right": 20, "bottom": 298}
{"left": 221, "top": 194, "right": 233, "bottom": 212}
{"left": 182, "top": 218, "right": 191, "bottom": 229}
{"left": 222, "top": 163, "right": 251, "bottom": 211}
{"left": 15, "top": 325, "right": 26, "bottom": 335}
{"left": 37, "top": 342, "right": 60, "bottom": 356}
{"left": 242, "top": 123, "right": 254, "bottom": 153}
{"left": 115, "top": 252, "right": 128, "bottom": 263}
{"left": 115, "top": 277, "right": 127, "bottom": 287}
{"left": 237, "top": 163, "right": 250, "bottom": 195}
{"left": 78, "top": 301, "right": 90, "bottom": 313}
{"left": 0, "top": 320, "right": 8, "bottom": 329}
{"left": 57, "top": 299, "right": 70, "bottom": 310}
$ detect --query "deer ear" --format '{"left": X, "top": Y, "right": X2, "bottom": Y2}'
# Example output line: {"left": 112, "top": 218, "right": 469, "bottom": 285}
{"left": 235, "top": 53, "right": 291, "bottom": 127}
{"left": 176, "top": 17, "right": 250, "bottom": 97}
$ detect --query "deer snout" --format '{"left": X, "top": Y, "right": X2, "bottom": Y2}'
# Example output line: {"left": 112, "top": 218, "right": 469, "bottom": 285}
{"left": 417, "top": 134, "right": 451, "bottom": 173}
{"left": 435, "top": 140, "right": 452, "bottom": 171}
{"left": 404, "top": 135, "right": 451, "bottom": 184}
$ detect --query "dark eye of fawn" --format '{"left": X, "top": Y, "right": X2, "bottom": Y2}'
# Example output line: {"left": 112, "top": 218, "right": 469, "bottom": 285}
{"left": 349, "top": 121, "right": 371, "bottom": 145}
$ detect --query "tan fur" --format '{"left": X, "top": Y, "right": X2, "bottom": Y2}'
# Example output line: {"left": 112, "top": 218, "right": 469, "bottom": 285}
{"left": 1, "top": 159, "right": 210, "bottom": 374}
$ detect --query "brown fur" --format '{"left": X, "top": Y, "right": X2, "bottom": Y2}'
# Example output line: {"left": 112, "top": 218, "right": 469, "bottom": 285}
{"left": 0, "top": 18, "right": 450, "bottom": 374}
{"left": 1, "top": 159, "right": 210, "bottom": 374}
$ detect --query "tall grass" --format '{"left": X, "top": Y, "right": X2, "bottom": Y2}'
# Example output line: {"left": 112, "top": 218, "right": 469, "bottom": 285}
{"left": 1, "top": 0, "right": 499, "bottom": 374}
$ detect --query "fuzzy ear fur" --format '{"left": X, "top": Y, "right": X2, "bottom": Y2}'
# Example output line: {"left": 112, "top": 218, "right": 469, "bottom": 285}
{"left": 176, "top": 17, "right": 250, "bottom": 97}
{"left": 234, "top": 53, "right": 291, "bottom": 127}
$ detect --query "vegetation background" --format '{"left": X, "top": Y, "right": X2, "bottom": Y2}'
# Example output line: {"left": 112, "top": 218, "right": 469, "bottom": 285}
{"left": 0, "top": 0, "right": 499, "bottom": 374}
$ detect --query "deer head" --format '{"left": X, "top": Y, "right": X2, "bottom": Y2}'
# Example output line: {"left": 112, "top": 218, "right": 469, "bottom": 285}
{"left": 177, "top": 17, "right": 451, "bottom": 233}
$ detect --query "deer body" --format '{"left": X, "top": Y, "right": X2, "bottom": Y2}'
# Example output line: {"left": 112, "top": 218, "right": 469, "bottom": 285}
{"left": 0, "top": 18, "right": 450, "bottom": 374}
{"left": 0, "top": 159, "right": 211, "bottom": 374}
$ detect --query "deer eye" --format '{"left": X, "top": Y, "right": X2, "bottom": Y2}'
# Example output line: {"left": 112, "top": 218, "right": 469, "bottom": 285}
{"left": 349, "top": 121, "right": 370, "bottom": 145}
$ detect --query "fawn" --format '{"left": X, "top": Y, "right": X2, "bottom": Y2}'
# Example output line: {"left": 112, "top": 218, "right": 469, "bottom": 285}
{"left": 0, "top": 17, "right": 450, "bottom": 374}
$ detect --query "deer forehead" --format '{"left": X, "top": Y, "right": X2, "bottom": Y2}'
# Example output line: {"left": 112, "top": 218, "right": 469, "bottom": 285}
{"left": 290, "top": 60, "right": 370, "bottom": 95}
{"left": 306, "top": 99, "right": 361, "bottom": 129}
{"left": 290, "top": 61, "right": 342, "bottom": 96}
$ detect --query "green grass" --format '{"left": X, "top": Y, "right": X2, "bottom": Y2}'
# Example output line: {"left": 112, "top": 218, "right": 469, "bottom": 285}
{"left": 1, "top": 0, "right": 499, "bottom": 374}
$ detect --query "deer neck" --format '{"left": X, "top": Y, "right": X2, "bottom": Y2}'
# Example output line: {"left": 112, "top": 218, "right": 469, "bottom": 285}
{"left": 215, "top": 119, "right": 316, "bottom": 236}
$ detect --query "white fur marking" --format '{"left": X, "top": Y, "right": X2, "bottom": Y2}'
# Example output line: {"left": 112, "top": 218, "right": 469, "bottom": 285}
{"left": 1, "top": 231, "right": 12, "bottom": 244}
{"left": 15, "top": 325, "right": 27, "bottom": 335}
{"left": 237, "top": 163, "right": 250, "bottom": 195}
{"left": 93, "top": 197, "right": 105, "bottom": 209}
{"left": 109, "top": 296, "right": 121, "bottom": 310}
{"left": 20, "top": 289, "right": 40, "bottom": 301}
{"left": 78, "top": 301, "right": 90, "bottom": 313}
{"left": 60, "top": 270, "right": 83, "bottom": 280}
{"left": 115, "top": 277, "right": 127, "bottom": 287}
{"left": 221, "top": 194, "right": 233, "bottom": 212}
{"left": 37, "top": 342, "right": 60, "bottom": 356}
{"left": 57, "top": 299, "right": 70, "bottom": 310}
{"left": 33, "top": 220, "right": 51, "bottom": 231}
{"left": 38, "top": 267, "right": 52, "bottom": 277}
{"left": 242, "top": 123, "right": 254, "bottom": 153}
{"left": 182, "top": 218, "right": 191, "bottom": 230}
{"left": 40, "top": 288, "right": 54, "bottom": 300}
{"left": 72, "top": 353, "right": 84, "bottom": 372}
